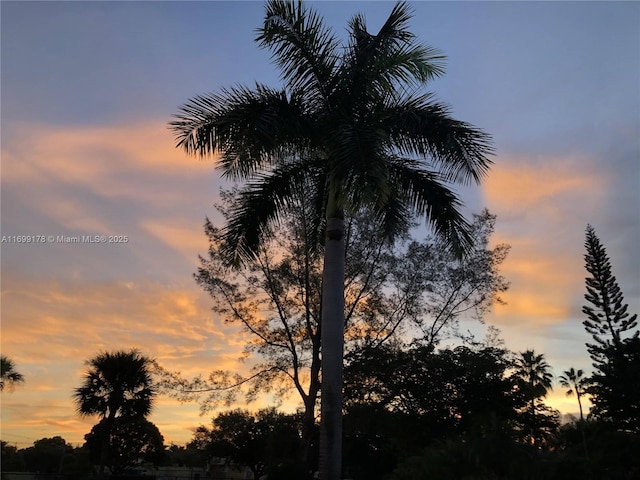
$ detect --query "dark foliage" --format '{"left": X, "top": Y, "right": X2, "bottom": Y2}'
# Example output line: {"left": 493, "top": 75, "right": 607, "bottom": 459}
{"left": 157, "top": 206, "right": 507, "bottom": 469}
{"left": 582, "top": 225, "right": 639, "bottom": 431}
{"left": 3, "top": 437, "right": 93, "bottom": 477}
{"left": 190, "top": 408, "right": 308, "bottom": 480}
{"left": 342, "top": 344, "right": 534, "bottom": 477}
{"left": 344, "top": 344, "right": 520, "bottom": 435}
{"left": 84, "top": 417, "right": 166, "bottom": 474}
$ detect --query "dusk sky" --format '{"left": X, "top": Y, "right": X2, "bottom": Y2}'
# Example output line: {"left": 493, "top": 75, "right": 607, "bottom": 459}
{"left": 1, "top": 1, "right": 638, "bottom": 449}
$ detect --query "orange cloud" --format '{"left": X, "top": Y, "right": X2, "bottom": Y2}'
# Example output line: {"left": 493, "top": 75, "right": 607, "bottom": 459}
{"left": 483, "top": 154, "right": 607, "bottom": 216}
{"left": 3, "top": 277, "right": 228, "bottom": 354}
{"left": 481, "top": 154, "right": 608, "bottom": 327}
{"left": 0, "top": 270, "right": 261, "bottom": 447}
{"left": 141, "top": 219, "right": 211, "bottom": 268}
{"left": 0, "top": 118, "right": 268, "bottom": 447}
{"left": 2, "top": 124, "right": 613, "bottom": 449}
{"left": 2, "top": 120, "right": 218, "bottom": 182}
{"left": 1, "top": 120, "right": 224, "bottom": 238}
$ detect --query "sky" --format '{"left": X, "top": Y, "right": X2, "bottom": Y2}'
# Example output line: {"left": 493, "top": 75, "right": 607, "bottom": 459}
{"left": 1, "top": 1, "right": 639, "bottom": 449}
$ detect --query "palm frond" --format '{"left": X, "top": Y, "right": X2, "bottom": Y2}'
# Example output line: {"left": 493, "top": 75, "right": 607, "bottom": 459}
{"left": 385, "top": 93, "right": 494, "bottom": 185}
{"left": 304, "top": 166, "right": 329, "bottom": 248}
{"left": 388, "top": 158, "right": 473, "bottom": 257}
{"left": 342, "top": 1, "right": 445, "bottom": 105}
{"left": 257, "top": 0, "right": 339, "bottom": 104}
{"left": 369, "top": 189, "right": 412, "bottom": 242}
{"left": 0, "top": 355, "right": 24, "bottom": 391}
{"left": 171, "top": 0, "right": 494, "bottom": 263}
{"left": 74, "top": 350, "right": 155, "bottom": 419}
{"left": 221, "top": 158, "right": 326, "bottom": 267}
{"left": 328, "top": 122, "right": 392, "bottom": 212}
{"left": 170, "top": 84, "right": 311, "bottom": 179}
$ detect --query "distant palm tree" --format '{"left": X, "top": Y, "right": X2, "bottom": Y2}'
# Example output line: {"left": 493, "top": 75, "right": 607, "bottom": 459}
{"left": 515, "top": 349, "right": 553, "bottom": 392}
{"left": 170, "top": 2, "right": 493, "bottom": 478}
{"left": 559, "top": 367, "right": 590, "bottom": 458}
{"left": 513, "top": 350, "right": 555, "bottom": 445}
{"left": 0, "top": 355, "right": 25, "bottom": 392}
{"left": 559, "top": 367, "right": 588, "bottom": 422}
{"left": 74, "top": 350, "right": 155, "bottom": 479}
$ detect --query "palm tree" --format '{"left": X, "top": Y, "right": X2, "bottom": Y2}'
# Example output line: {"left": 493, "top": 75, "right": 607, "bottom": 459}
{"left": 515, "top": 349, "right": 554, "bottom": 405}
{"left": 559, "top": 367, "right": 588, "bottom": 422}
{"left": 559, "top": 367, "right": 590, "bottom": 458}
{"left": 0, "top": 355, "right": 25, "bottom": 392}
{"left": 170, "top": 2, "right": 493, "bottom": 478}
{"left": 74, "top": 349, "right": 155, "bottom": 479}
{"left": 514, "top": 350, "right": 554, "bottom": 445}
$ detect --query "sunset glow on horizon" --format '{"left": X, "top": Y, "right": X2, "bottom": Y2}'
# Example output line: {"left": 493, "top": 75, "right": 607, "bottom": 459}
{"left": 2, "top": 1, "right": 638, "bottom": 449}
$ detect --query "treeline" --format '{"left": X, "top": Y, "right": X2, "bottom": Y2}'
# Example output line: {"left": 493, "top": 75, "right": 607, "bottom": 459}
{"left": 2, "top": 220, "right": 637, "bottom": 479}
{"left": 3, "top": 337, "right": 639, "bottom": 480}
{"left": 156, "top": 340, "right": 639, "bottom": 480}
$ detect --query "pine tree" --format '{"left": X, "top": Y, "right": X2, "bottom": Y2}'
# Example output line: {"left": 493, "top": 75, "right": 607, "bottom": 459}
{"left": 582, "top": 225, "right": 639, "bottom": 431}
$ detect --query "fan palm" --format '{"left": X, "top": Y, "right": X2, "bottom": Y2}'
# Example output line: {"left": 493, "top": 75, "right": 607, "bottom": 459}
{"left": 0, "top": 354, "right": 25, "bottom": 392}
{"left": 171, "top": 2, "right": 493, "bottom": 478}
{"left": 74, "top": 350, "right": 155, "bottom": 479}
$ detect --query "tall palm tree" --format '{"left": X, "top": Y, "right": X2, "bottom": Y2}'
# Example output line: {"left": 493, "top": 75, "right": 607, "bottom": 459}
{"left": 559, "top": 367, "right": 588, "bottom": 422}
{"left": 0, "top": 354, "right": 25, "bottom": 392}
{"left": 514, "top": 349, "right": 554, "bottom": 445}
{"left": 515, "top": 350, "right": 554, "bottom": 404}
{"left": 170, "top": 2, "right": 493, "bottom": 478}
{"left": 74, "top": 349, "right": 155, "bottom": 479}
{"left": 559, "top": 367, "right": 590, "bottom": 458}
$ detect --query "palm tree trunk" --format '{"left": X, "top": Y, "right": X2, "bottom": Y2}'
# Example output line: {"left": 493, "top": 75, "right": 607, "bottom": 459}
{"left": 576, "top": 390, "right": 584, "bottom": 423}
{"left": 98, "top": 413, "right": 116, "bottom": 480}
{"left": 319, "top": 216, "right": 345, "bottom": 480}
{"left": 576, "top": 390, "right": 589, "bottom": 458}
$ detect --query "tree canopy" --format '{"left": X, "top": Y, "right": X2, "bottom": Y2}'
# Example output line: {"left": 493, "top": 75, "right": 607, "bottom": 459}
{"left": 171, "top": 1, "right": 493, "bottom": 478}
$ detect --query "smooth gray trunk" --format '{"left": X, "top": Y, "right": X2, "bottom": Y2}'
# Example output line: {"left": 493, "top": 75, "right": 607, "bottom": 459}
{"left": 318, "top": 216, "right": 345, "bottom": 480}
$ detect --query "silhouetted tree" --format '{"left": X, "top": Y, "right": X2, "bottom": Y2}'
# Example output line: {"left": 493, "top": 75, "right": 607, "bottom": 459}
{"left": 0, "top": 354, "right": 24, "bottom": 392}
{"left": 513, "top": 350, "right": 559, "bottom": 446}
{"left": 170, "top": 1, "right": 493, "bottom": 477}
{"left": 345, "top": 344, "right": 518, "bottom": 428}
{"left": 559, "top": 367, "right": 590, "bottom": 458}
{"left": 1, "top": 440, "right": 25, "bottom": 471}
{"left": 21, "top": 437, "right": 72, "bottom": 476}
{"left": 84, "top": 417, "right": 166, "bottom": 474}
{"left": 165, "top": 443, "right": 209, "bottom": 469}
{"left": 559, "top": 367, "right": 589, "bottom": 423}
{"left": 74, "top": 349, "right": 156, "bottom": 479}
{"left": 158, "top": 207, "right": 507, "bottom": 468}
{"left": 583, "top": 225, "right": 638, "bottom": 356}
{"left": 582, "top": 225, "right": 639, "bottom": 431}
{"left": 3, "top": 438, "right": 93, "bottom": 476}
{"left": 342, "top": 342, "right": 523, "bottom": 477}
{"left": 194, "top": 408, "right": 304, "bottom": 480}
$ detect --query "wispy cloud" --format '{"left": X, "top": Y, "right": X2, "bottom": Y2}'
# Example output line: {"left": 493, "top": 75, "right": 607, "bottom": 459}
{"left": 482, "top": 154, "right": 608, "bottom": 326}
{"left": 2, "top": 121, "right": 222, "bottom": 241}
{"left": 0, "top": 119, "right": 244, "bottom": 446}
{"left": 1, "top": 272, "right": 257, "bottom": 445}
